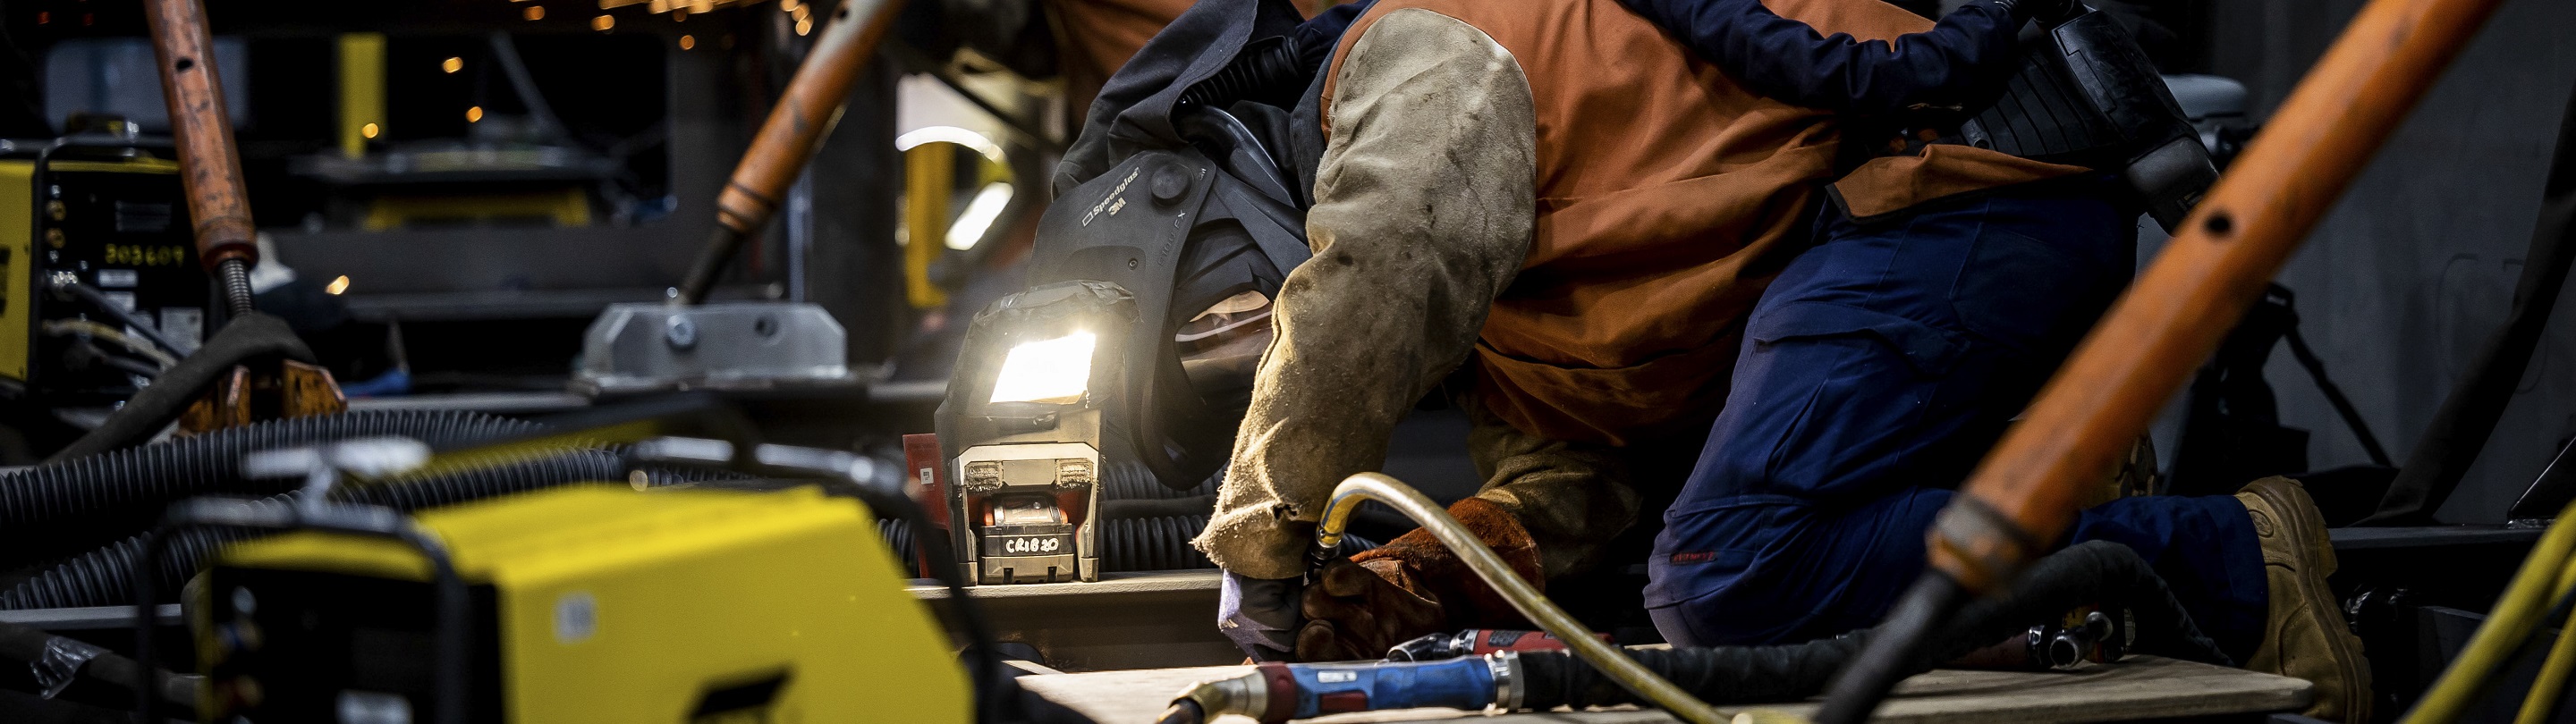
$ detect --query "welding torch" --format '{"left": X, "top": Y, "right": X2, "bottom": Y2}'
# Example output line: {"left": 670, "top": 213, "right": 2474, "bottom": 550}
{"left": 674, "top": 0, "right": 908, "bottom": 304}
{"left": 1162, "top": 473, "right": 1732, "bottom": 724}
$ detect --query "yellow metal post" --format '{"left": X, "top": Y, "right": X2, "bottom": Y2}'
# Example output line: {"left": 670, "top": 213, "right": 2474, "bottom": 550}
{"left": 0, "top": 161, "right": 33, "bottom": 382}
{"left": 337, "top": 33, "right": 386, "bottom": 159}
{"left": 904, "top": 144, "right": 954, "bottom": 310}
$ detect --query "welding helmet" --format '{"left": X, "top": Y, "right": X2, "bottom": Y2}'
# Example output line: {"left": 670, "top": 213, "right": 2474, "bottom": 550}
{"left": 999, "top": 105, "right": 1310, "bottom": 490}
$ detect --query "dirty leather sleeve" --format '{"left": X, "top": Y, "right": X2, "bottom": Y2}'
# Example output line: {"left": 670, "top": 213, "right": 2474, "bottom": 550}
{"left": 1192, "top": 8, "right": 1538, "bottom": 581}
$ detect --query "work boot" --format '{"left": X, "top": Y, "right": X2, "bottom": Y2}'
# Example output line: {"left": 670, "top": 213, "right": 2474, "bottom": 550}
{"left": 2237, "top": 476, "right": 2372, "bottom": 722}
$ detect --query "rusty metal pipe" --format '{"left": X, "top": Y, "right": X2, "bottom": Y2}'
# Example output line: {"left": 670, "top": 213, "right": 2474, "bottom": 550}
{"left": 141, "top": 0, "right": 258, "bottom": 317}
{"left": 676, "top": 0, "right": 908, "bottom": 305}
{"left": 1927, "top": 0, "right": 2509, "bottom": 593}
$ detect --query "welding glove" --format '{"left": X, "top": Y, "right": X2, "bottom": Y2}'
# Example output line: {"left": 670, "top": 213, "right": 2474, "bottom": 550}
{"left": 1295, "top": 497, "right": 1545, "bottom": 661}
{"left": 1217, "top": 570, "right": 1304, "bottom": 661}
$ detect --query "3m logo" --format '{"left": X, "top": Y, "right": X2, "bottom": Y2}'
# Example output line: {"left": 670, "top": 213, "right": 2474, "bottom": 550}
{"left": 1668, "top": 551, "right": 1718, "bottom": 564}
{"left": 1003, "top": 536, "right": 1063, "bottom": 554}
{"left": 1080, "top": 168, "right": 1140, "bottom": 226}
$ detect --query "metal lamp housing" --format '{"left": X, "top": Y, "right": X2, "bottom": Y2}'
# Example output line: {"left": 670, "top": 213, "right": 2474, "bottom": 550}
{"left": 936, "top": 280, "right": 1139, "bottom": 585}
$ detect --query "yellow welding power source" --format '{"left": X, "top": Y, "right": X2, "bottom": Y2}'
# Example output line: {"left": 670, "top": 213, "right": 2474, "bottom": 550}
{"left": 0, "top": 138, "right": 206, "bottom": 403}
{"left": 198, "top": 484, "right": 972, "bottom": 723}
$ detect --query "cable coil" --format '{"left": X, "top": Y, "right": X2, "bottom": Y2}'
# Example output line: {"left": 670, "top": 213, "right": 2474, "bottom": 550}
{"left": 0, "top": 410, "right": 545, "bottom": 570}
{"left": 1, "top": 448, "right": 733, "bottom": 610}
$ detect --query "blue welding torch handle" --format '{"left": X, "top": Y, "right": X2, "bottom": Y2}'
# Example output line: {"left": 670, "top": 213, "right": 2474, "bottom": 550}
{"left": 1161, "top": 654, "right": 1515, "bottom": 724}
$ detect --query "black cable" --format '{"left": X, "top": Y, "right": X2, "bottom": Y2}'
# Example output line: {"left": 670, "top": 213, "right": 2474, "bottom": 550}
{"left": 1, "top": 449, "right": 723, "bottom": 610}
{"left": 85, "top": 351, "right": 162, "bottom": 380}
{"left": 47, "top": 278, "right": 185, "bottom": 358}
{"left": 1811, "top": 572, "right": 1966, "bottom": 724}
{"left": 2272, "top": 287, "right": 2393, "bottom": 467}
{"left": 47, "top": 279, "right": 186, "bottom": 358}
{"left": 1809, "top": 539, "right": 2229, "bottom": 724}
{"left": 0, "top": 619, "right": 191, "bottom": 709}
{"left": 3, "top": 409, "right": 545, "bottom": 570}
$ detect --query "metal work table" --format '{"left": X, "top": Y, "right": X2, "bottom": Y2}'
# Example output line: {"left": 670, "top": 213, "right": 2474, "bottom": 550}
{"left": 1018, "top": 656, "right": 2311, "bottom": 723}
{"left": 910, "top": 570, "right": 1237, "bottom": 672}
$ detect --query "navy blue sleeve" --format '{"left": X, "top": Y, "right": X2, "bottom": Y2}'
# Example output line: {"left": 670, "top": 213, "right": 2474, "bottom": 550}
{"left": 1621, "top": 0, "right": 2025, "bottom": 114}
{"left": 1293, "top": 0, "right": 1379, "bottom": 70}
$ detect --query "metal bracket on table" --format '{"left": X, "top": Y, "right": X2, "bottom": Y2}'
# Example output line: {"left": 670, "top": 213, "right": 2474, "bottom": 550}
{"left": 572, "top": 301, "right": 860, "bottom": 396}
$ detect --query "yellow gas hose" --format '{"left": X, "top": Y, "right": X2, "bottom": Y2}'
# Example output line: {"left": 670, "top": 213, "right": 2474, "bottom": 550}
{"left": 1315, "top": 473, "right": 1731, "bottom": 724}
{"left": 2513, "top": 576, "right": 2576, "bottom": 722}
{"left": 2405, "top": 498, "right": 2576, "bottom": 724}
{"left": 2512, "top": 534, "right": 2576, "bottom": 724}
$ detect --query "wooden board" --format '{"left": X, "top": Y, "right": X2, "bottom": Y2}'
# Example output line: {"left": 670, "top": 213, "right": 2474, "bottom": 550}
{"left": 1014, "top": 655, "right": 2311, "bottom": 723}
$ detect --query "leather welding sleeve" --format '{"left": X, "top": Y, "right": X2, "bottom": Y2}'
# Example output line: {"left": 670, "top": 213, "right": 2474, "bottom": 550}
{"left": 1191, "top": 7, "right": 1538, "bottom": 582}
{"left": 1616, "top": 0, "right": 2032, "bottom": 114}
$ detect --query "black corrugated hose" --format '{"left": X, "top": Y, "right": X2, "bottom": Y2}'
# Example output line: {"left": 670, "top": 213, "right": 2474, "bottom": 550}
{"left": 1101, "top": 461, "right": 1218, "bottom": 501}
{"left": 0, "top": 410, "right": 547, "bottom": 572}
{"left": 1513, "top": 541, "right": 2230, "bottom": 711}
{"left": 0, "top": 448, "right": 734, "bottom": 610}
{"left": 1096, "top": 463, "right": 1374, "bottom": 572}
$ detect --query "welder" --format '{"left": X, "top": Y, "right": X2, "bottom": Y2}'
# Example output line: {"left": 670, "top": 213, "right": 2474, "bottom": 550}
{"left": 1051, "top": 0, "right": 2365, "bottom": 719}
{"left": 1611, "top": 1, "right": 2369, "bottom": 720}
{"left": 1148, "top": 0, "right": 2092, "bottom": 663}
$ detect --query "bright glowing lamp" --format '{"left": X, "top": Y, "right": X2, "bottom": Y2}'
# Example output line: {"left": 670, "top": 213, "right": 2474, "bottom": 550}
{"left": 987, "top": 332, "right": 1096, "bottom": 405}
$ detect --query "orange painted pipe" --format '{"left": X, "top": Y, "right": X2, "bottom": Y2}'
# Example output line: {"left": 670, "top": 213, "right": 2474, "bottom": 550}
{"left": 676, "top": 0, "right": 908, "bottom": 304}
{"left": 141, "top": 0, "right": 258, "bottom": 314}
{"left": 1928, "top": 0, "right": 2509, "bottom": 592}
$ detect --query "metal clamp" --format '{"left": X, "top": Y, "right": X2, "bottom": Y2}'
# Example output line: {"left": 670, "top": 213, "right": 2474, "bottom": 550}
{"left": 1487, "top": 651, "right": 1523, "bottom": 712}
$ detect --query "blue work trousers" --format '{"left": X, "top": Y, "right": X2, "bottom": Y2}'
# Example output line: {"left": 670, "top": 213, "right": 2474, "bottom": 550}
{"left": 1643, "top": 182, "right": 2268, "bottom": 662}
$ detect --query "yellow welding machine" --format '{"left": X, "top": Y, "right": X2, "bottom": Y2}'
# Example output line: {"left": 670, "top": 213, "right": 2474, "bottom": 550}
{"left": 198, "top": 484, "right": 972, "bottom": 723}
{"left": 0, "top": 139, "right": 205, "bottom": 403}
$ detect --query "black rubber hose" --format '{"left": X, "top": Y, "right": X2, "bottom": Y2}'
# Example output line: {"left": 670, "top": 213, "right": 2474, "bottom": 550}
{"left": 0, "top": 449, "right": 723, "bottom": 610}
{"left": 1515, "top": 541, "right": 2228, "bottom": 711}
{"left": 1102, "top": 462, "right": 1218, "bottom": 501}
{"left": 0, "top": 619, "right": 191, "bottom": 710}
{"left": 0, "top": 410, "right": 545, "bottom": 571}
{"left": 45, "top": 313, "right": 318, "bottom": 462}
{"left": 1099, "top": 516, "right": 1210, "bottom": 571}
{"left": 1092, "top": 515, "right": 1373, "bottom": 572}
{"left": 1102, "top": 495, "right": 1216, "bottom": 519}
{"left": 1175, "top": 36, "right": 1309, "bottom": 111}
{"left": 879, "top": 518, "right": 921, "bottom": 571}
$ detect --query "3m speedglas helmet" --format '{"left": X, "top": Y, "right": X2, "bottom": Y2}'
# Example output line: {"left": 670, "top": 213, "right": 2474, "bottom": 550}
{"left": 940, "top": 105, "right": 1311, "bottom": 492}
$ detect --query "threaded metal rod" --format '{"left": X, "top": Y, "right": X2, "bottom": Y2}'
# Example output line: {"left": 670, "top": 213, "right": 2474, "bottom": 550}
{"left": 217, "top": 258, "right": 253, "bottom": 318}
